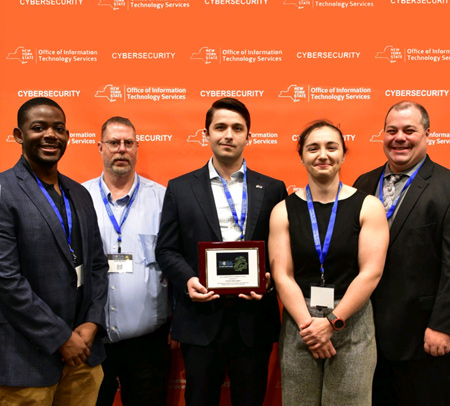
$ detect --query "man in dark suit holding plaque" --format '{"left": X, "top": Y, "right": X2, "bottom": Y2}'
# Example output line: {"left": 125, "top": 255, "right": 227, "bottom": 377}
{"left": 354, "top": 101, "right": 450, "bottom": 405}
{"left": 156, "top": 98, "right": 287, "bottom": 406}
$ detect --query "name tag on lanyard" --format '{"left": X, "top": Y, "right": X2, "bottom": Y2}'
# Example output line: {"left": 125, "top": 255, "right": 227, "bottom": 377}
{"left": 107, "top": 253, "right": 134, "bottom": 273}
{"left": 310, "top": 284, "right": 335, "bottom": 309}
{"left": 306, "top": 182, "right": 342, "bottom": 309}
{"left": 75, "top": 264, "right": 85, "bottom": 287}
{"left": 33, "top": 175, "right": 83, "bottom": 286}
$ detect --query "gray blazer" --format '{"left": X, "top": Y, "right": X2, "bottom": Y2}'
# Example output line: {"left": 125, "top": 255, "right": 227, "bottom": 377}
{"left": 0, "top": 158, "right": 109, "bottom": 386}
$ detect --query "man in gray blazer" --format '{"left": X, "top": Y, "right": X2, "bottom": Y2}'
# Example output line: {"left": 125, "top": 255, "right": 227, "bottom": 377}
{"left": 0, "top": 98, "right": 109, "bottom": 405}
{"left": 156, "top": 98, "right": 287, "bottom": 406}
{"left": 354, "top": 101, "right": 450, "bottom": 405}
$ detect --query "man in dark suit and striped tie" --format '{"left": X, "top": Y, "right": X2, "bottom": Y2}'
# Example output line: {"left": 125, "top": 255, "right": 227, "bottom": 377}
{"left": 354, "top": 101, "right": 450, "bottom": 405}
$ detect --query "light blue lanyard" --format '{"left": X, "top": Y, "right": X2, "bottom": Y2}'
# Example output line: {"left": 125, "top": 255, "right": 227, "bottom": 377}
{"left": 99, "top": 176, "right": 140, "bottom": 253}
{"left": 306, "top": 182, "right": 342, "bottom": 286}
{"left": 35, "top": 175, "right": 76, "bottom": 265}
{"left": 215, "top": 160, "right": 247, "bottom": 240}
{"left": 378, "top": 162, "right": 423, "bottom": 220}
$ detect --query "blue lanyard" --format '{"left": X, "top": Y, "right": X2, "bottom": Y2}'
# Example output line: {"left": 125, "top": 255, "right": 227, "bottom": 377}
{"left": 34, "top": 175, "right": 76, "bottom": 265}
{"left": 215, "top": 159, "right": 248, "bottom": 240}
{"left": 378, "top": 162, "right": 423, "bottom": 220}
{"left": 99, "top": 176, "right": 140, "bottom": 253}
{"left": 306, "top": 182, "right": 342, "bottom": 286}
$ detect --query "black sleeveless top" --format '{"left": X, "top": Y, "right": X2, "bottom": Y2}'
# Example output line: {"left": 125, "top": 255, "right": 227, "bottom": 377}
{"left": 285, "top": 189, "right": 368, "bottom": 299}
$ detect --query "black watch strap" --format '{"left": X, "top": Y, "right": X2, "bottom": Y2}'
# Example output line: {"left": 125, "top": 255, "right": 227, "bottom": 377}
{"left": 326, "top": 312, "right": 345, "bottom": 331}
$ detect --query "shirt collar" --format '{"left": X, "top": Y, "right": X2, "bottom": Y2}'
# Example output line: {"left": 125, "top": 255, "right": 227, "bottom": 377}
{"left": 100, "top": 172, "right": 138, "bottom": 204}
{"left": 384, "top": 155, "right": 426, "bottom": 179}
{"left": 208, "top": 157, "right": 244, "bottom": 181}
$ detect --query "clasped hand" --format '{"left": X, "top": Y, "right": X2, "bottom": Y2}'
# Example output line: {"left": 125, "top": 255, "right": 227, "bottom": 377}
{"left": 300, "top": 317, "right": 336, "bottom": 359}
{"left": 58, "top": 322, "right": 98, "bottom": 366}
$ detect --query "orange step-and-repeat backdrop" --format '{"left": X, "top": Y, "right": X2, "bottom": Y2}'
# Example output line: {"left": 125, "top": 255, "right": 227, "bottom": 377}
{"left": 1, "top": 0, "right": 450, "bottom": 404}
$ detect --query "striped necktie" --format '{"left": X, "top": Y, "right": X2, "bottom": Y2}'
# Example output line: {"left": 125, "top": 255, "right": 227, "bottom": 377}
{"left": 383, "top": 174, "right": 402, "bottom": 212}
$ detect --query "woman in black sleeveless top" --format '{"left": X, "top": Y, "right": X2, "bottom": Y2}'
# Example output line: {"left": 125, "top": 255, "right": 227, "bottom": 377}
{"left": 269, "top": 120, "right": 389, "bottom": 405}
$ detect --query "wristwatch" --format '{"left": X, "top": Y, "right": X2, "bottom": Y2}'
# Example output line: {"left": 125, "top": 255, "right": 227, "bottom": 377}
{"left": 326, "top": 312, "right": 345, "bottom": 331}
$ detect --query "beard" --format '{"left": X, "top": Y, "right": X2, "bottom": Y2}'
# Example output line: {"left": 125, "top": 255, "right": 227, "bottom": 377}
{"left": 110, "top": 157, "right": 132, "bottom": 176}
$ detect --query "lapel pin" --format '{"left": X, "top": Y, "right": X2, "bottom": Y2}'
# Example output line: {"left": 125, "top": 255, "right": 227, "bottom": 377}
{"left": 256, "top": 185, "right": 263, "bottom": 189}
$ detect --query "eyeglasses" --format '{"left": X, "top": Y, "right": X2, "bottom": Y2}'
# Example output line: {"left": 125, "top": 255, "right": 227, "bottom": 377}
{"left": 101, "top": 140, "right": 139, "bottom": 151}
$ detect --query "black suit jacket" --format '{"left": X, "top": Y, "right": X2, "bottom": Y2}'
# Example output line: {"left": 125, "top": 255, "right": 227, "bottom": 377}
{"left": 0, "top": 158, "right": 109, "bottom": 386}
{"left": 156, "top": 163, "right": 287, "bottom": 347}
{"left": 354, "top": 155, "right": 450, "bottom": 361}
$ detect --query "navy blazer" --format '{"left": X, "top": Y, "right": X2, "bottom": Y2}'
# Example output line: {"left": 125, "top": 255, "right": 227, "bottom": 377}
{"left": 354, "top": 155, "right": 450, "bottom": 361}
{"left": 0, "top": 158, "right": 109, "bottom": 386}
{"left": 156, "top": 163, "right": 287, "bottom": 347}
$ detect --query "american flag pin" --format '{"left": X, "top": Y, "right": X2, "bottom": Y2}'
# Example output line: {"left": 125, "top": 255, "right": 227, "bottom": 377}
{"left": 256, "top": 185, "right": 263, "bottom": 189}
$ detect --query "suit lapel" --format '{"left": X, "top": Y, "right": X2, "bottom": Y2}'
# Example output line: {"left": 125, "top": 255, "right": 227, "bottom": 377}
{"left": 191, "top": 165, "right": 222, "bottom": 241}
{"left": 389, "top": 157, "right": 432, "bottom": 245}
{"left": 367, "top": 167, "right": 385, "bottom": 197}
{"left": 245, "top": 169, "right": 264, "bottom": 240}
{"left": 14, "top": 162, "right": 75, "bottom": 267}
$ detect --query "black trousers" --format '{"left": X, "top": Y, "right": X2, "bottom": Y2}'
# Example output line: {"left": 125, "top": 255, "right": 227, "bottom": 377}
{"left": 181, "top": 306, "right": 273, "bottom": 406}
{"left": 96, "top": 322, "right": 170, "bottom": 406}
{"left": 373, "top": 351, "right": 450, "bottom": 406}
